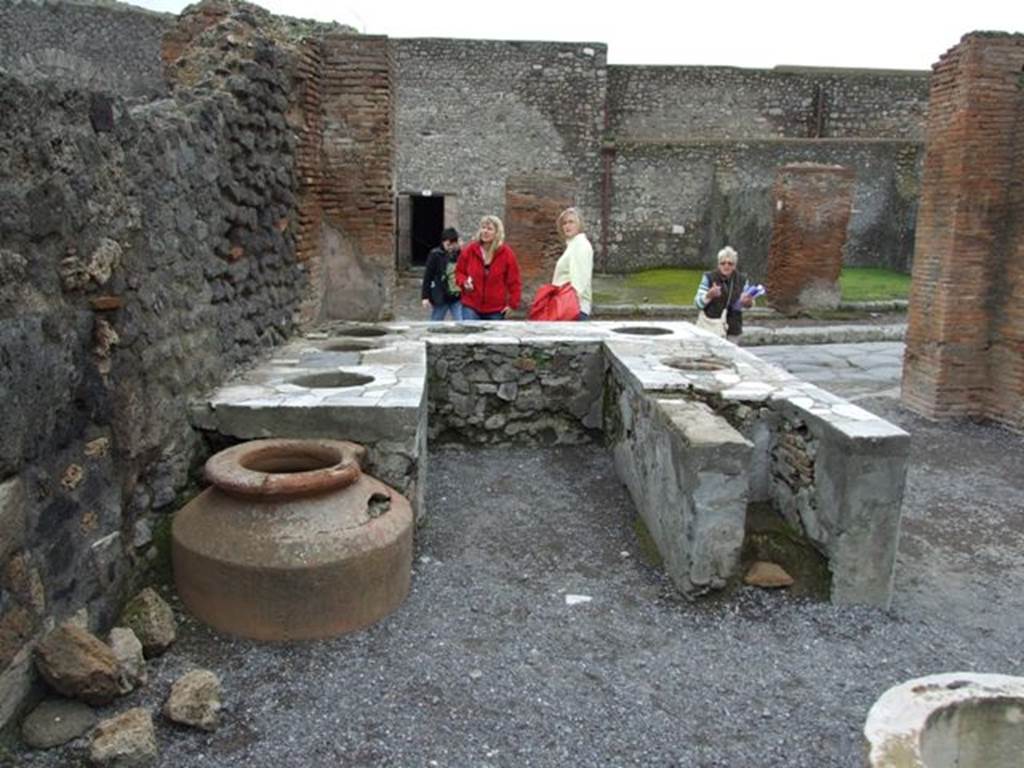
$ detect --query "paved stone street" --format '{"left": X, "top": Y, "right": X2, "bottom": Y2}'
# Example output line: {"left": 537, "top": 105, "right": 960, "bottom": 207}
{"left": 747, "top": 342, "right": 905, "bottom": 402}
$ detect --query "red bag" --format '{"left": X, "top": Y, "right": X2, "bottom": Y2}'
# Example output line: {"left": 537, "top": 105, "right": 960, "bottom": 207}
{"left": 528, "top": 283, "right": 580, "bottom": 321}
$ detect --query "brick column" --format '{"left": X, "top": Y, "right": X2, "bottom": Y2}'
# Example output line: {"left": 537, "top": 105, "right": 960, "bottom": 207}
{"left": 765, "top": 163, "right": 855, "bottom": 313}
{"left": 901, "top": 33, "right": 1024, "bottom": 429}
{"left": 293, "top": 39, "right": 325, "bottom": 326}
{"left": 318, "top": 34, "right": 395, "bottom": 321}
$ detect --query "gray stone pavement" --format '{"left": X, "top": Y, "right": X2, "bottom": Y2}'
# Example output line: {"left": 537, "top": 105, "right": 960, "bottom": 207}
{"left": 746, "top": 342, "right": 905, "bottom": 402}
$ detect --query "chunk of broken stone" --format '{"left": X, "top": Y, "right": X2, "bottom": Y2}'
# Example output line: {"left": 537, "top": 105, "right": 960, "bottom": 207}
{"left": 744, "top": 561, "right": 795, "bottom": 589}
{"left": 89, "top": 708, "right": 157, "bottom": 767}
{"left": 162, "top": 669, "right": 223, "bottom": 732}
{"left": 119, "top": 588, "right": 175, "bottom": 658}
{"left": 34, "top": 623, "right": 123, "bottom": 706}
{"left": 109, "top": 627, "right": 147, "bottom": 693}
{"left": 21, "top": 697, "right": 97, "bottom": 749}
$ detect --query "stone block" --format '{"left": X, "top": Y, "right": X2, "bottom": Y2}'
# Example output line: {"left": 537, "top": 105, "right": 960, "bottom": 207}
{"left": 0, "top": 477, "right": 26, "bottom": 562}
{"left": 162, "top": 669, "right": 222, "bottom": 732}
{"left": 119, "top": 588, "right": 175, "bottom": 658}
{"left": 21, "top": 697, "right": 98, "bottom": 749}
{"left": 109, "top": 627, "right": 147, "bottom": 692}
{"left": 34, "top": 623, "right": 123, "bottom": 706}
{"left": 0, "top": 646, "right": 35, "bottom": 732}
{"left": 90, "top": 707, "right": 157, "bottom": 768}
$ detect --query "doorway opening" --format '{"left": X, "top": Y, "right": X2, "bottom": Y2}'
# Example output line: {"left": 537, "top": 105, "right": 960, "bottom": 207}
{"left": 410, "top": 195, "right": 444, "bottom": 267}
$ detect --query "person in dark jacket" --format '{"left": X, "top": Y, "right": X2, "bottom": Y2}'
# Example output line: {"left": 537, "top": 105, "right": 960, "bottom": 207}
{"left": 455, "top": 215, "right": 522, "bottom": 320}
{"left": 421, "top": 227, "right": 463, "bottom": 321}
{"left": 694, "top": 246, "right": 755, "bottom": 338}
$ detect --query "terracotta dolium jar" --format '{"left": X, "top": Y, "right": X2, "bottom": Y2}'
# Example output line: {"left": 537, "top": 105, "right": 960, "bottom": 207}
{"left": 172, "top": 439, "right": 413, "bottom": 641}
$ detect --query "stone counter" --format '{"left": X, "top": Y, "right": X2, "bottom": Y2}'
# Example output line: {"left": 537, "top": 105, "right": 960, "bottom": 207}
{"left": 193, "top": 320, "right": 908, "bottom": 607}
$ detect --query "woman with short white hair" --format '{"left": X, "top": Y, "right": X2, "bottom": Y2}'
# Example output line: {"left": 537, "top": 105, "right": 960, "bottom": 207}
{"left": 694, "top": 245, "right": 755, "bottom": 339}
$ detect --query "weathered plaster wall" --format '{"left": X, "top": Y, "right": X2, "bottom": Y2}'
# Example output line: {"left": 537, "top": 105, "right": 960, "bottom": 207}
{"left": 0, "top": 0, "right": 172, "bottom": 98}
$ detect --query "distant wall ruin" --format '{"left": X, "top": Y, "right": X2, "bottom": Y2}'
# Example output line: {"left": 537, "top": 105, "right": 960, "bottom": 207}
{"left": 394, "top": 45, "right": 929, "bottom": 278}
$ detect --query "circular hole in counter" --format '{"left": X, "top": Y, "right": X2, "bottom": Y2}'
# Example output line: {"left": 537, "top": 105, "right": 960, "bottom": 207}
{"left": 663, "top": 355, "right": 733, "bottom": 372}
{"left": 612, "top": 326, "right": 673, "bottom": 336}
{"left": 289, "top": 372, "right": 375, "bottom": 389}
{"left": 426, "top": 325, "right": 489, "bottom": 334}
{"left": 322, "top": 340, "right": 380, "bottom": 352}
{"left": 331, "top": 326, "right": 393, "bottom": 338}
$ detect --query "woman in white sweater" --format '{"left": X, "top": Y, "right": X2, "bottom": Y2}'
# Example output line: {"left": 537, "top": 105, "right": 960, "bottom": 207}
{"left": 552, "top": 207, "right": 594, "bottom": 320}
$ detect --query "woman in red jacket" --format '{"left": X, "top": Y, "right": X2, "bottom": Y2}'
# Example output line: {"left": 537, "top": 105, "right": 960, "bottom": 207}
{"left": 455, "top": 215, "right": 522, "bottom": 320}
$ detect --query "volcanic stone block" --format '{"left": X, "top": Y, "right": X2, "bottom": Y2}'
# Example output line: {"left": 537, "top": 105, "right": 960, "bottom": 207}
{"left": 33, "top": 623, "right": 123, "bottom": 706}
{"left": 766, "top": 163, "right": 855, "bottom": 312}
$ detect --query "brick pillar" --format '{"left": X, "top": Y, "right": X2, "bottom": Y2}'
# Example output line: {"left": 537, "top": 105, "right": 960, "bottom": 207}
{"left": 318, "top": 34, "right": 395, "bottom": 321}
{"left": 765, "top": 163, "right": 855, "bottom": 313}
{"left": 503, "top": 175, "right": 576, "bottom": 305}
{"left": 901, "top": 33, "right": 1024, "bottom": 429}
{"left": 293, "top": 39, "right": 325, "bottom": 326}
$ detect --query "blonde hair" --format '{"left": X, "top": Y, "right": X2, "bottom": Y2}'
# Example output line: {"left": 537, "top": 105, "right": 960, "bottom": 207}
{"left": 556, "top": 207, "right": 586, "bottom": 240}
{"left": 476, "top": 215, "right": 506, "bottom": 259}
{"left": 717, "top": 246, "right": 739, "bottom": 264}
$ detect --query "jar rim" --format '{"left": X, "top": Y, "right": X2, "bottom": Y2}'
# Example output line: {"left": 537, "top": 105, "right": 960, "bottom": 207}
{"left": 205, "top": 439, "right": 363, "bottom": 497}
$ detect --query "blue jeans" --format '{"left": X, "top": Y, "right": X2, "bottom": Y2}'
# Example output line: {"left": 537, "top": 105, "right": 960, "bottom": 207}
{"left": 430, "top": 300, "right": 463, "bottom": 321}
{"left": 462, "top": 307, "right": 506, "bottom": 321}
{"left": 577, "top": 311, "right": 589, "bottom": 321}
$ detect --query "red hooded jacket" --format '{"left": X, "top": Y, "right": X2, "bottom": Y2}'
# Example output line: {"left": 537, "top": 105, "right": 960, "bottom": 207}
{"left": 455, "top": 241, "right": 522, "bottom": 315}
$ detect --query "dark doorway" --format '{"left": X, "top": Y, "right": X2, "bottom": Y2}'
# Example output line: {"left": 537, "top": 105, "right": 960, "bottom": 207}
{"left": 411, "top": 195, "right": 444, "bottom": 266}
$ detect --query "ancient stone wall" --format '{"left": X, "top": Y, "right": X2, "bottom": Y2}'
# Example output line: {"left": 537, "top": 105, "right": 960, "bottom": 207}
{"left": 428, "top": 340, "right": 605, "bottom": 445}
{"left": 0, "top": 0, "right": 172, "bottom": 98}
{"left": 902, "top": 33, "right": 1024, "bottom": 431}
{"left": 393, "top": 38, "right": 608, "bottom": 251}
{"left": 606, "top": 139, "right": 920, "bottom": 277}
{"left": 607, "top": 65, "right": 929, "bottom": 142}
{"left": 0, "top": 30, "right": 304, "bottom": 727}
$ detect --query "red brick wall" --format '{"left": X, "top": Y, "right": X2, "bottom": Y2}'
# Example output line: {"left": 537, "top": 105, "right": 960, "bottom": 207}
{"left": 765, "top": 164, "right": 854, "bottom": 312}
{"left": 504, "top": 175, "right": 576, "bottom": 303}
{"left": 293, "top": 39, "right": 325, "bottom": 325}
{"left": 901, "top": 33, "right": 1024, "bottom": 429}
{"left": 316, "top": 34, "right": 395, "bottom": 320}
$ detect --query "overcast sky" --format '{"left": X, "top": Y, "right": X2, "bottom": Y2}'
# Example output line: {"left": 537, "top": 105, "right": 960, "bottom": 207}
{"left": 131, "top": 0, "right": 1021, "bottom": 70}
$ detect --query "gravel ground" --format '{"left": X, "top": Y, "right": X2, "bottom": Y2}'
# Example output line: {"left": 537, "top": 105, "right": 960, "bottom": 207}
{"left": 14, "top": 397, "right": 1024, "bottom": 767}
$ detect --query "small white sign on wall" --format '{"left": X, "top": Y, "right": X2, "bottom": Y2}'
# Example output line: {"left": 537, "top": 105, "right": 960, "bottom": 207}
{"left": 671, "top": 224, "right": 686, "bottom": 235}
{"left": 422, "top": 190, "right": 432, "bottom": 197}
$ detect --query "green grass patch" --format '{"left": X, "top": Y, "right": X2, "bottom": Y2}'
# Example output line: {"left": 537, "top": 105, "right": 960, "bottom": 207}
{"left": 594, "top": 268, "right": 704, "bottom": 305}
{"left": 838, "top": 267, "right": 911, "bottom": 301}
{"left": 594, "top": 266, "right": 910, "bottom": 305}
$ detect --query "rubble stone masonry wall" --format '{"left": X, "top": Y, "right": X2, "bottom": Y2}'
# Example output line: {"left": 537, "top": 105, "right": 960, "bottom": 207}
{"left": 0, "top": 0, "right": 172, "bottom": 98}
{"left": 606, "top": 65, "right": 929, "bottom": 142}
{"left": 0, "top": 29, "right": 305, "bottom": 728}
